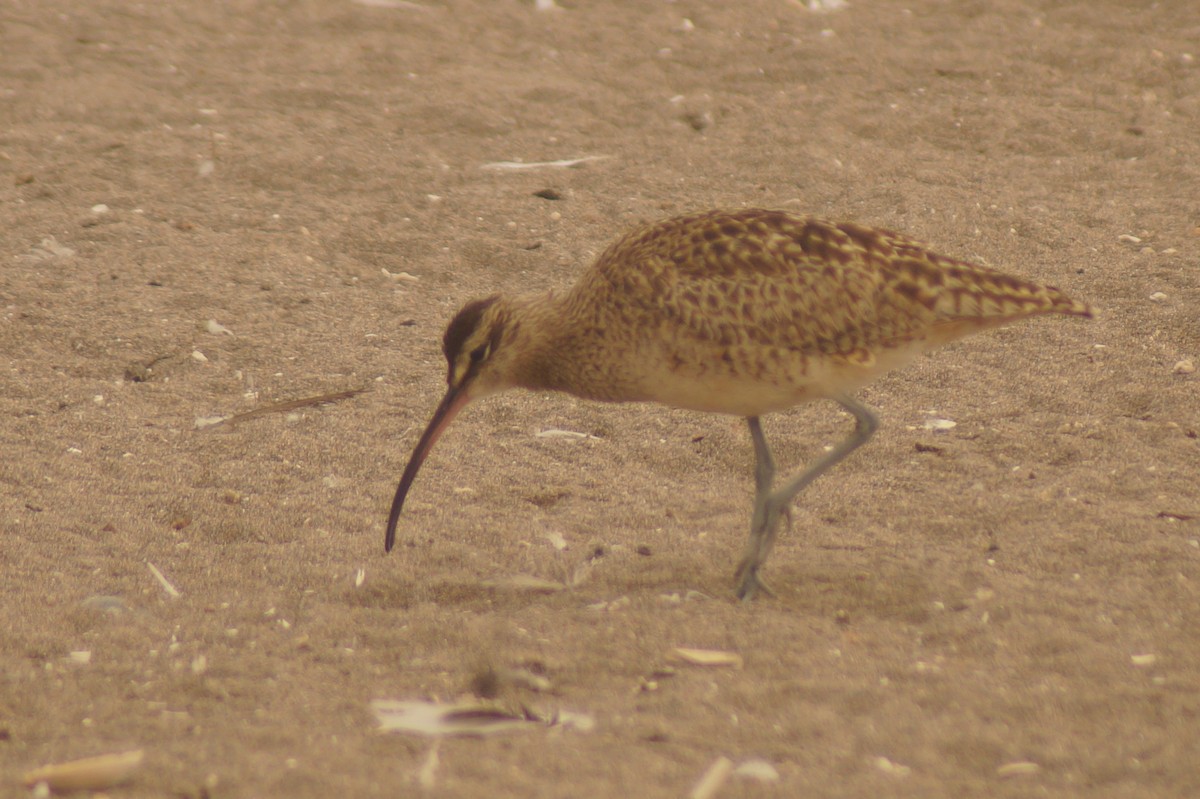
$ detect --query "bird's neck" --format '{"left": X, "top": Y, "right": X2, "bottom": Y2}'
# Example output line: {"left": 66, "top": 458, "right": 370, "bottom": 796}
{"left": 499, "top": 292, "right": 575, "bottom": 391}
{"left": 502, "top": 291, "right": 629, "bottom": 400}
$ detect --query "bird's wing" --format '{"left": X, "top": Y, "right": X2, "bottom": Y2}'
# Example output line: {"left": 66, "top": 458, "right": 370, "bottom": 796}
{"left": 582, "top": 208, "right": 1086, "bottom": 356}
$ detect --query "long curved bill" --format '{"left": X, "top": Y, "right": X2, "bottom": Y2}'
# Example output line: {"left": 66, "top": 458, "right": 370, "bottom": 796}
{"left": 384, "top": 384, "right": 471, "bottom": 552}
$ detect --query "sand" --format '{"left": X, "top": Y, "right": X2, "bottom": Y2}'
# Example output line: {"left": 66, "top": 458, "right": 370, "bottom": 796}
{"left": 2, "top": 1, "right": 1198, "bottom": 796}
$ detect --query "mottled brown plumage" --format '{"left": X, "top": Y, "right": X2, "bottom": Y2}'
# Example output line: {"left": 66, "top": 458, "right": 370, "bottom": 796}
{"left": 385, "top": 208, "right": 1093, "bottom": 599}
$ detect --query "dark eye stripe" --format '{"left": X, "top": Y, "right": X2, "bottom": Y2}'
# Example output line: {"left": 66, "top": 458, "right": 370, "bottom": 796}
{"left": 443, "top": 295, "right": 501, "bottom": 362}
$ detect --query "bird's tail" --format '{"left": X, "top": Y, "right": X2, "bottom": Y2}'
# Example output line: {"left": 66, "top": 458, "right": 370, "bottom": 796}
{"left": 1042, "top": 287, "right": 1095, "bottom": 319}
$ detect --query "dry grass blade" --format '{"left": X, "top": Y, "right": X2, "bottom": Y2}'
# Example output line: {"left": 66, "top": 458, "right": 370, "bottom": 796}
{"left": 22, "top": 749, "right": 144, "bottom": 791}
{"left": 480, "top": 156, "right": 609, "bottom": 171}
{"left": 146, "top": 561, "right": 180, "bottom": 598}
{"left": 201, "top": 386, "right": 368, "bottom": 429}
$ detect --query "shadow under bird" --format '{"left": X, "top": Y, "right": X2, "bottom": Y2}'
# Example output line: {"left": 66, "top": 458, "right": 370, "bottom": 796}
{"left": 384, "top": 208, "right": 1093, "bottom": 599}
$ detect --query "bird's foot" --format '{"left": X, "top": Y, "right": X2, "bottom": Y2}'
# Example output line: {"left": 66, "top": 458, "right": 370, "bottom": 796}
{"left": 734, "top": 561, "right": 776, "bottom": 601}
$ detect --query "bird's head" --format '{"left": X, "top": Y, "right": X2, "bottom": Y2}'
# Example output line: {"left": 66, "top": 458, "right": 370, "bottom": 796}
{"left": 440, "top": 294, "right": 521, "bottom": 402}
{"left": 384, "top": 295, "right": 515, "bottom": 551}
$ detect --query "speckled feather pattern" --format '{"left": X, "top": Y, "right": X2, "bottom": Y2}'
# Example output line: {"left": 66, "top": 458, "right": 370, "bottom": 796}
{"left": 458, "top": 209, "right": 1093, "bottom": 416}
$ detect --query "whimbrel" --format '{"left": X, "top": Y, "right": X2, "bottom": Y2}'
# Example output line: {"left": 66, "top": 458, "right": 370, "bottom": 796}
{"left": 384, "top": 208, "right": 1093, "bottom": 599}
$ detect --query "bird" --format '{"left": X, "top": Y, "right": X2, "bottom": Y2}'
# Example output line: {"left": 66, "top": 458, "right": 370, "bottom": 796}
{"left": 383, "top": 208, "right": 1093, "bottom": 599}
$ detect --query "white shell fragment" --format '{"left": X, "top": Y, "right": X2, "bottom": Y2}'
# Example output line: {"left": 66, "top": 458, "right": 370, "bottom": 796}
{"left": 996, "top": 761, "right": 1041, "bottom": 778}
{"left": 669, "top": 647, "right": 744, "bottom": 668}
{"left": 733, "top": 758, "right": 780, "bottom": 782}
{"left": 195, "top": 415, "right": 231, "bottom": 430}
{"left": 689, "top": 756, "right": 734, "bottom": 799}
{"left": 382, "top": 268, "right": 420, "bottom": 282}
{"left": 371, "top": 699, "right": 592, "bottom": 737}
{"left": 23, "top": 749, "right": 145, "bottom": 792}
{"left": 1173, "top": 359, "right": 1195, "bottom": 375}
{"left": 501, "top": 667, "right": 553, "bottom": 693}
{"left": 372, "top": 700, "right": 529, "bottom": 736}
{"left": 922, "top": 418, "right": 957, "bottom": 432}
{"left": 354, "top": 0, "right": 430, "bottom": 8}
{"left": 18, "top": 236, "right": 76, "bottom": 262}
{"left": 205, "top": 319, "right": 235, "bottom": 336}
{"left": 1131, "top": 653, "right": 1158, "bottom": 667}
{"left": 874, "top": 756, "right": 911, "bottom": 777}
{"left": 536, "top": 428, "right": 599, "bottom": 440}
{"left": 803, "top": 0, "right": 849, "bottom": 10}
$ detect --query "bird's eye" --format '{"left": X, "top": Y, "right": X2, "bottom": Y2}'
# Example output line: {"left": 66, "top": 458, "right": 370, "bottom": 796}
{"left": 469, "top": 345, "right": 488, "bottom": 363}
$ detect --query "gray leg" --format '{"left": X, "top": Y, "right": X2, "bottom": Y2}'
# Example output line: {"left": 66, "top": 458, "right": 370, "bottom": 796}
{"left": 740, "top": 417, "right": 789, "bottom": 599}
{"left": 735, "top": 395, "right": 880, "bottom": 600}
{"left": 748, "top": 416, "right": 776, "bottom": 527}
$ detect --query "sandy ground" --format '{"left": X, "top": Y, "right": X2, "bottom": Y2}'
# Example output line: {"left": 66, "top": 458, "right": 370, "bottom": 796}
{"left": 2, "top": 1, "right": 1199, "bottom": 796}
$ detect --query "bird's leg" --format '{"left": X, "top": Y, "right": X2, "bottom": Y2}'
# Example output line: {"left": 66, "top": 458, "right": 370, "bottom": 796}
{"left": 747, "top": 416, "right": 797, "bottom": 532}
{"left": 735, "top": 396, "right": 880, "bottom": 601}
{"left": 734, "top": 417, "right": 782, "bottom": 597}
{"left": 748, "top": 416, "right": 776, "bottom": 525}
{"left": 736, "top": 416, "right": 784, "bottom": 599}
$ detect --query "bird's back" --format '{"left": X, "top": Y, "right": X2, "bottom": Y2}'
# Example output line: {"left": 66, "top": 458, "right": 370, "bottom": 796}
{"left": 555, "top": 209, "right": 1092, "bottom": 415}
{"left": 580, "top": 208, "right": 1089, "bottom": 350}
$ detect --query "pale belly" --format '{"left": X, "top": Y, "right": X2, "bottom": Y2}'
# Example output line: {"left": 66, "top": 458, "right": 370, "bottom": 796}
{"left": 629, "top": 339, "right": 934, "bottom": 417}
